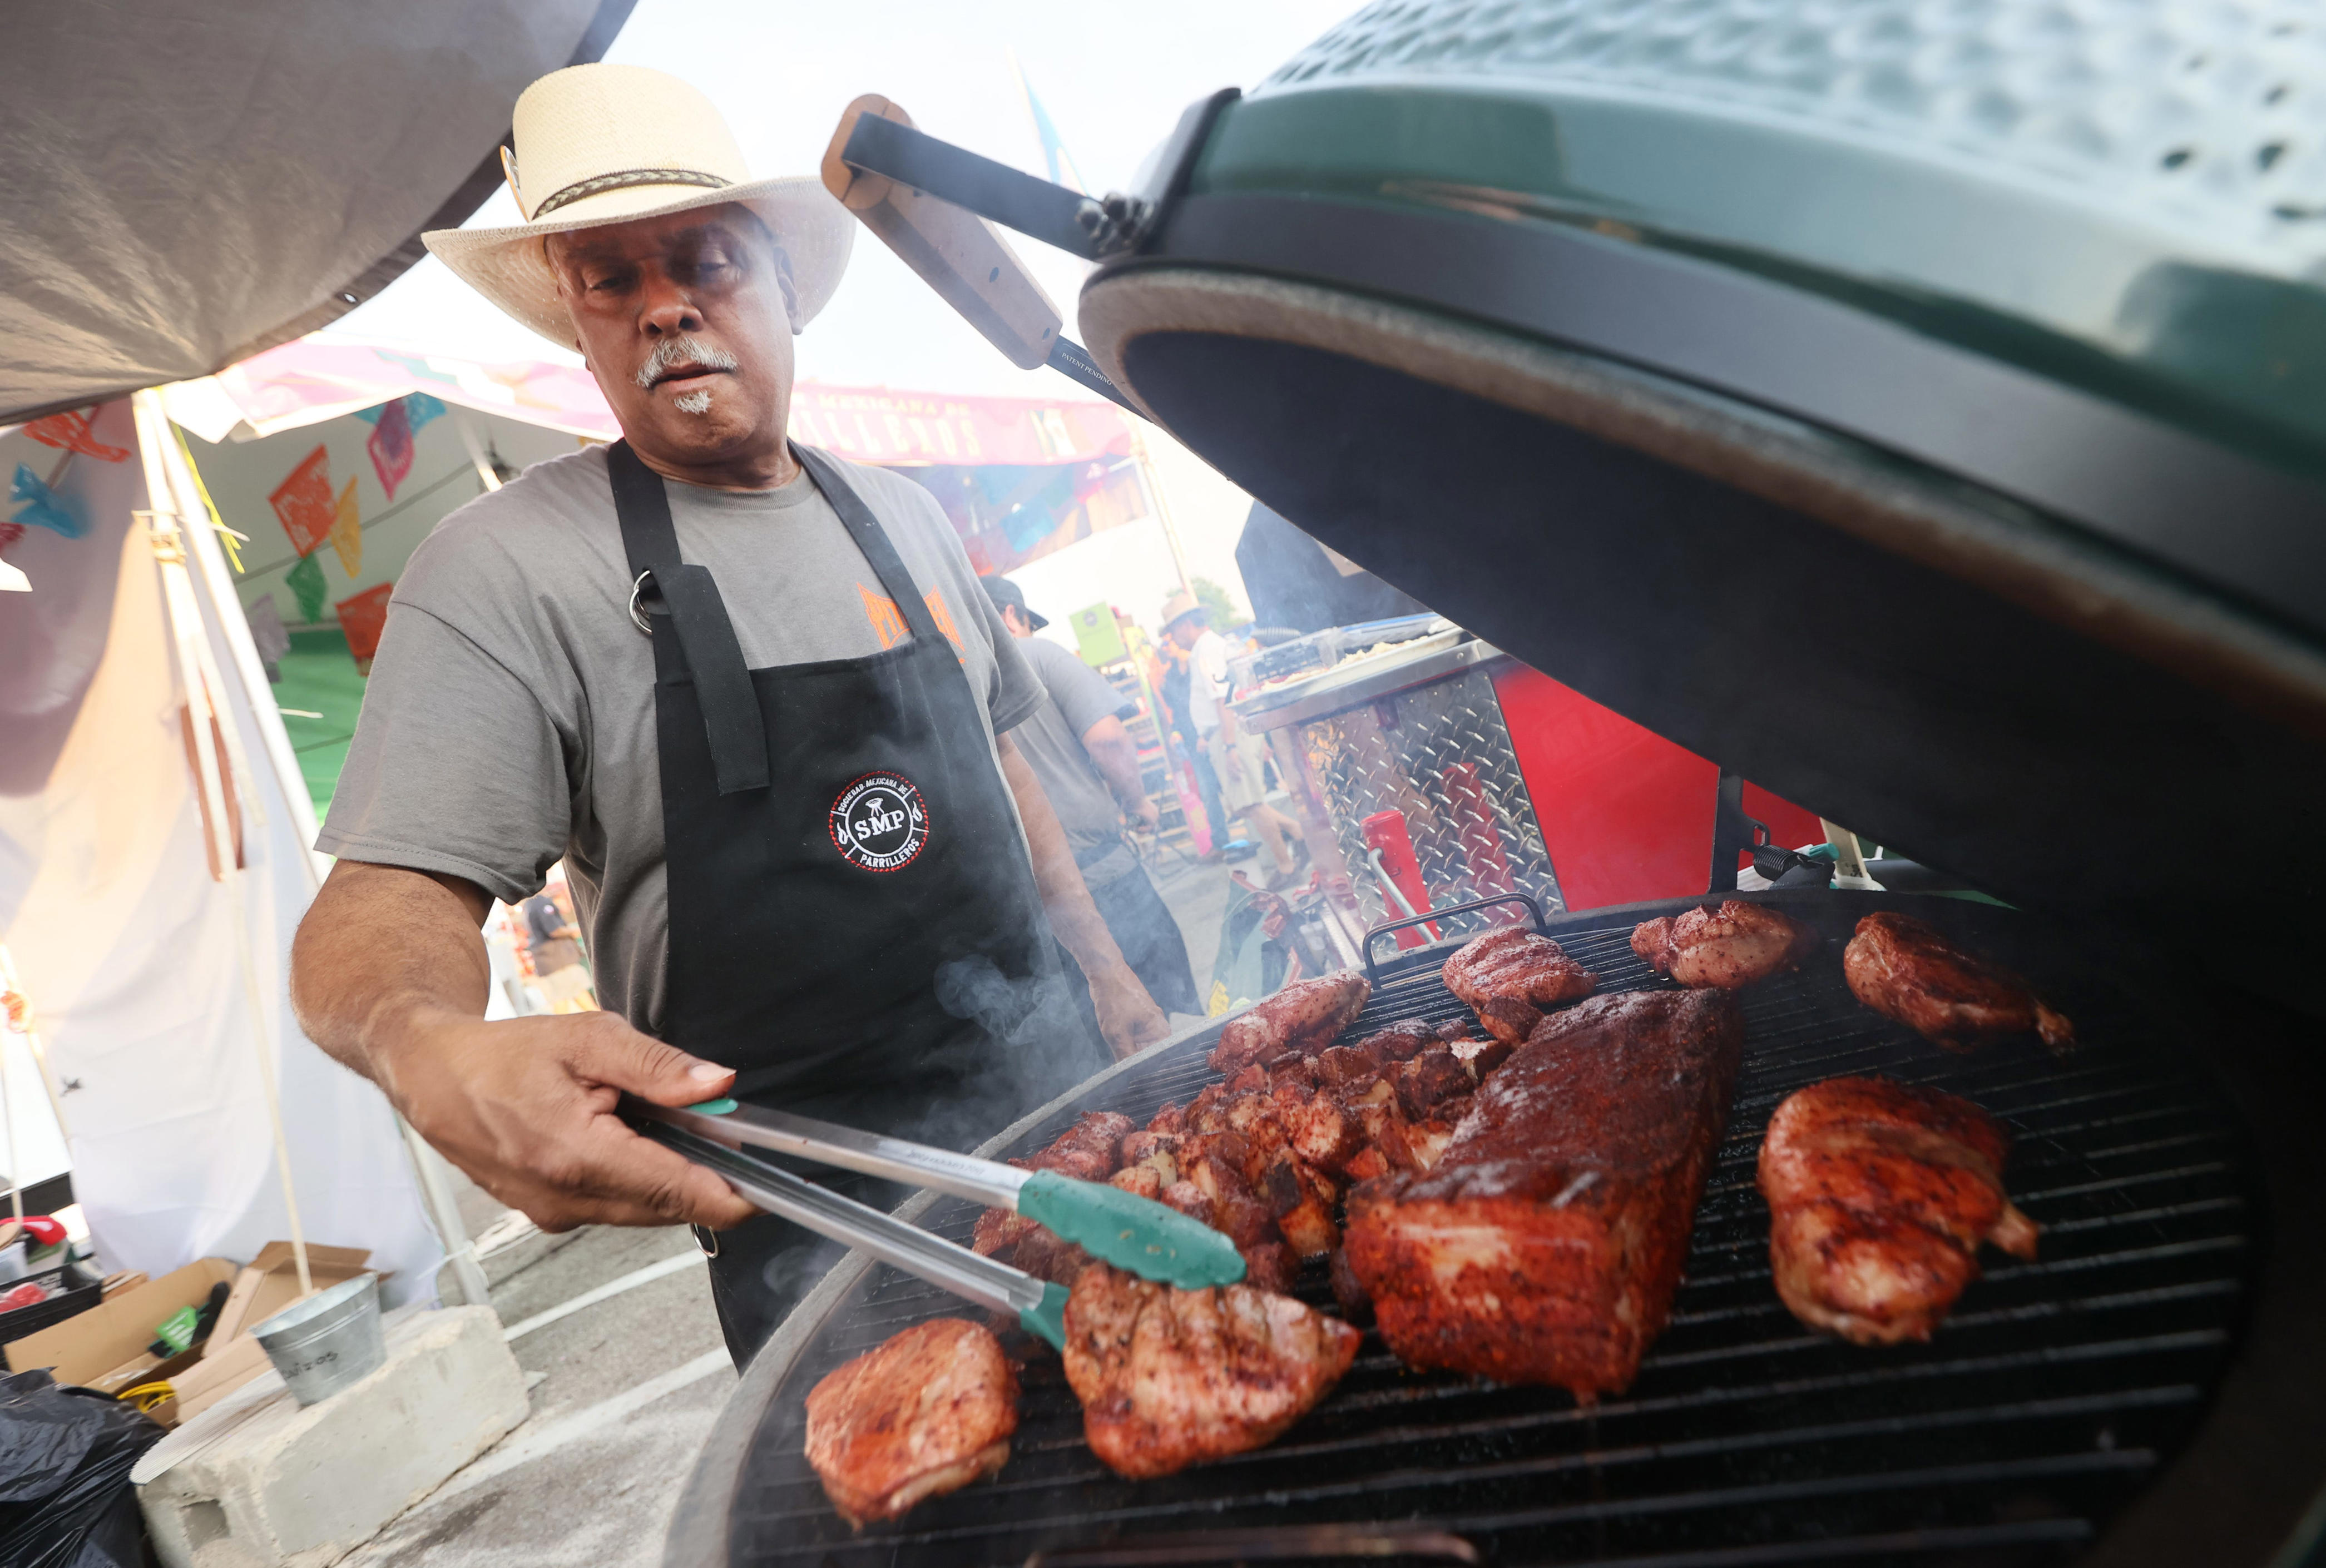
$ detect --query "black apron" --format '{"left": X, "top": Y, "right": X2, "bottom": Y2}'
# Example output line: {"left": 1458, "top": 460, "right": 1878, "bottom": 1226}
{"left": 610, "top": 441, "right": 1107, "bottom": 1362}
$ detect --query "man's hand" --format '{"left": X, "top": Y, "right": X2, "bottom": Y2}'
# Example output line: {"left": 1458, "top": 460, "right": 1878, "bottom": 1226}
{"left": 1125, "top": 796, "right": 1161, "bottom": 835}
{"left": 291, "top": 860, "right": 758, "bottom": 1234}
{"left": 380, "top": 1006, "right": 761, "bottom": 1233}
{"left": 1090, "top": 965, "right": 1170, "bottom": 1060}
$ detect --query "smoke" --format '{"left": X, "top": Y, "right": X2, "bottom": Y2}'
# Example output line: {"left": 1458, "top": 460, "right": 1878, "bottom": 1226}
{"left": 634, "top": 335, "right": 738, "bottom": 389}
{"left": 926, "top": 952, "right": 1108, "bottom": 1146}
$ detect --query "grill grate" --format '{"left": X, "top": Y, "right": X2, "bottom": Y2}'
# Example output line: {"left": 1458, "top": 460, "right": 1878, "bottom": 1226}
{"left": 720, "top": 901, "right": 2253, "bottom": 1567}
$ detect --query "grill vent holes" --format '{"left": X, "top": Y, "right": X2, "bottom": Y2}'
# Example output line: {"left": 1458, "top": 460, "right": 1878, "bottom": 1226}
{"left": 2160, "top": 146, "right": 2195, "bottom": 170}
{"left": 2258, "top": 141, "right": 2288, "bottom": 171}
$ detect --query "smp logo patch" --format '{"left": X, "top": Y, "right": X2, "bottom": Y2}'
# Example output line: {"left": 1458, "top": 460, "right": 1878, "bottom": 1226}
{"left": 828, "top": 771, "right": 930, "bottom": 872}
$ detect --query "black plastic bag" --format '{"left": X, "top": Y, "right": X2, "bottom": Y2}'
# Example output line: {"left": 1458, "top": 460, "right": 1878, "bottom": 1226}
{"left": 0, "top": 1368, "right": 164, "bottom": 1568}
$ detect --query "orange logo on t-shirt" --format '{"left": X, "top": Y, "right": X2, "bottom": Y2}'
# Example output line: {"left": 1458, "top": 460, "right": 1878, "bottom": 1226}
{"left": 858, "top": 583, "right": 909, "bottom": 648}
{"left": 857, "top": 584, "right": 966, "bottom": 658}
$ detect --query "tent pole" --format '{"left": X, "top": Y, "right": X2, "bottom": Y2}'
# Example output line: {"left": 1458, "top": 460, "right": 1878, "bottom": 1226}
{"left": 134, "top": 392, "right": 314, "bottom": 1296}
{"left": 2, "top": 1008, "right": 19, "bottom": 1232}
{"left": 399, "top": 1119, "right": 491, "bottom": 1306}
{"left": 160, "top": 407, "right": 487, "bottom": 1298}
{"left": 1126, "top": 426, "right": 1193, "bottom": 600}
{"left": 0, "top": 946, "right": 70, "bottom": 1144}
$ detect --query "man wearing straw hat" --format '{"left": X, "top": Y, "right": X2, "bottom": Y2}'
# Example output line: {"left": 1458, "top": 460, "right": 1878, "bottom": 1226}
{"left": 289, "top": 64, "right": 1168, "bottom": 1361}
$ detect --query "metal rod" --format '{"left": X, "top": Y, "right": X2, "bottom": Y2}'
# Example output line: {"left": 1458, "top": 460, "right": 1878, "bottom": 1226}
{"left": 632, "top": 1099, "right": 1031, "bottom": 1211}
{"left": 1045, "top": 337, "right": 1147, "bottom": 419}
{"left": 639, "top": 1123, "right": 1045, "bottom": 1319}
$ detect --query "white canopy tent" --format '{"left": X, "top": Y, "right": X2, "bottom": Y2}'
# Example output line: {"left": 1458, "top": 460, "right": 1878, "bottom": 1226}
{"left": 0, "top": 0, "right": 641, "bottom": 1303}
{"left": 0, "top": 399, "right": 449, "bottom": 1301}
{"left": 0, "top": 0, "right": 631, "bottom": 425}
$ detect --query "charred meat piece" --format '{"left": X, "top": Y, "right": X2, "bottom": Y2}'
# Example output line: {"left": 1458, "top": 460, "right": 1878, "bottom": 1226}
{"left": 1632, "top": 901, "right": 1819, "bottom": 989}
{"left": 804, "top": 1317, "right": 1017, "bottom": 1526}
{"left": 1062, "top": 1262, "right": 1361, "bottom": 1479}
{"left": 1355, "top": 1020, "right": 1437, "bottom": 1062}
{"left": 971, "top": 1112, "right": 1133, "bottom": 1263}
{"left": 1160, "top": 1179, "right": 1215, "bottom": 1228}
{"left": 1109, "top": 1164, "right": 1163, "bottom": 1202}
{"left": 1844, "top": 913, "right": 2075, "bottom": 1052}
{"left": 1449, "top": 1034, "right": 1514, "bottom": 1079}
{"left": 1034, "top": 1112, "right": 1136, "bottom": 1180}
{"left": 1289, "top": 1094, "right": 1364, "bottom": 1175}
{"left": 1395, "top": 1045, "right": 1473, "bottom": 1119}
{"left": 1346, "top": 990, "right": 1743, "bottom": 1401}
{"left": 1314, "top": 1041, "right": 1385, "bottom": 1091}
{"left": 1759, "top": 1076, "right": 2038, "bottom": 1344}
{"left": 1442, "top": 929, "right": 1597, "bottom": 1045}
{"left": 1013, "top": 1227, "right": 1093, "bottom": 1286}
{"left": 1210, "top": 972, "right": 1373, "bottom": 1074}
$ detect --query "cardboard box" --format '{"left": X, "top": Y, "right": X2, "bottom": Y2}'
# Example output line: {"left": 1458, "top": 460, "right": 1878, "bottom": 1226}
{"left": 169, "top": 1329, "right": 276, "bottom": 1423}
{"left": 209, "top": 1242, "right": 371, "bottom": 1346}
{"left": 4, "top": 1258, "right": 237, "bottom": 1382}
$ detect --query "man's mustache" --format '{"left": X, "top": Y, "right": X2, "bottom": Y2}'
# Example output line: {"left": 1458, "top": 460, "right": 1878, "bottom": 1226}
{"left": 634, "top": 336, "right": 739, "bottom": 389}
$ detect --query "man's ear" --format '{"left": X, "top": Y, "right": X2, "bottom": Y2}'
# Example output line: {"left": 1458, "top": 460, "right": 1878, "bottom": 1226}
{"left": 773, "top": 247, "right": 803, "bottom": 334}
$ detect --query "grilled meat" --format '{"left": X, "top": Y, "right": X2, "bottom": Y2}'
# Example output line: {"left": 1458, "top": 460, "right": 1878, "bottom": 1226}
{"left": 804, "top": 1317, "right": 1017, "bottom": 1526}
{"left": 1632, "top": 901, "right": 1819, "bottom": 989}
{"left": 1442, "top": 928, "right": 1596, "bottom": 1045}
{"left": 1354, "top": 1019, "right": 1437, "bottom": 1061}
{"left": 1210, "top": 971, "right": 1372, "bottom": 1074}
{"left": 1346, "top": 990, "right": 1744, "bottom": 1401}
{"left": 1061, "top": 1262, "right": 1361, "bottom": 1478}
{"left": 971, "top": 1112, "right": 1134, "bottom": 1263}
{"left": 1844, "top": 913, "right": 2075, "bottom": 1052}
{"left": 1036, "top": 1112, "right": 1135, "bottom": 1179}
{"left": 1759, "top": 1075, "right": 2038, "bottom": 1344}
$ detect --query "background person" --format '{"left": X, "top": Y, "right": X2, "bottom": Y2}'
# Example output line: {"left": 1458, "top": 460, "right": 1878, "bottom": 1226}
{"left": 1163, "top": 592, "right": 1306, "bottom": 887}
{"left": 521, "top": 884, "right": 597, "bottom": 1012}
{"left": 984, "top": 577, "right": 1199, "bottom": 1024}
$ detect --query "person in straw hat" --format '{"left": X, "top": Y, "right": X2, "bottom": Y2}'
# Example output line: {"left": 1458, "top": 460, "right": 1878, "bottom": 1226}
{"left": 289, "top": 63, "right": 1167, "bottom": 1363}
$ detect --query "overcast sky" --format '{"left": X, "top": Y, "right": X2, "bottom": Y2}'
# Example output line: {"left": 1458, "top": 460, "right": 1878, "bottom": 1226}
{"left": 338, "top": 0, "right": 1358, "bottom": 396}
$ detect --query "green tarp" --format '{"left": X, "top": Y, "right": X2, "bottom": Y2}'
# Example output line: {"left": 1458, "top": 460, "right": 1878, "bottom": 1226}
{"left": 273, "top": 626, "right": 366, "bottom": 819}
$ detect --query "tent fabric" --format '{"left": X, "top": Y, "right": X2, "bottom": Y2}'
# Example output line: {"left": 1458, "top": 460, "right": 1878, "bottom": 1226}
{"left": 0, "top": 0, "right": 630, "bottom": 425}
{"left": 0, "top": 400, "right": 442, "bottom": 1299}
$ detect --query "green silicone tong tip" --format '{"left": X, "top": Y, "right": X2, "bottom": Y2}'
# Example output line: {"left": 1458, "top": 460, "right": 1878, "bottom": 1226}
{"left": 1017, "top": 1169, "right": 1248, "bottom": 1289}
{"left": 1018, "top": 1282, "right": 1070, "bottom": 1351}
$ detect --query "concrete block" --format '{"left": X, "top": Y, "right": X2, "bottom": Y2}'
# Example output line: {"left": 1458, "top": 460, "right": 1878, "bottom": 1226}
{"left": 138, "top": 1306, "right": 529, "bottom": 1568}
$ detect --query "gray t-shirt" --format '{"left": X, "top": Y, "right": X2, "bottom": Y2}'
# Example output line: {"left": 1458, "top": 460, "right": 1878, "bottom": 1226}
{"left": 1011, "top": 637, "right": 1139, "bottom": 888}
{"left": 319, "top": 444, "right": 1043, "bottom": 1034}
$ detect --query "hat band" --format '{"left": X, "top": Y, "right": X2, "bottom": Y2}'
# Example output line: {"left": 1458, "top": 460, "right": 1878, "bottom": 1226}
{"left": 531, "top": 166, "right": 732, "bottom": 219}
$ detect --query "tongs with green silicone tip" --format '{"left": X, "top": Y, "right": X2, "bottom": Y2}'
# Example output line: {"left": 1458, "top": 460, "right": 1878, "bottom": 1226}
{"left": 636, "top": 1119, "right": 1075, "bottom": 1349}
{"left": 625, "top": 1095, "right": 1245, "bottom": 1290}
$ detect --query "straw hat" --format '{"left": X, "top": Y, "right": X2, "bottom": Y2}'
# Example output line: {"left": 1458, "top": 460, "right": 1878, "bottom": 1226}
{"left": 1160, "top": 590, "right": 1205, "bottom": 629}
{"left": 423, "top": 64, "right": 854, "bottom": 349}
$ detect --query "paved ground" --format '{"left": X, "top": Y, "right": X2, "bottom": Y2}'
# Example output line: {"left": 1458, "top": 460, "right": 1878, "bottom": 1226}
{"left": 340, "top": 854, "right": 1241, "bottom": 1565}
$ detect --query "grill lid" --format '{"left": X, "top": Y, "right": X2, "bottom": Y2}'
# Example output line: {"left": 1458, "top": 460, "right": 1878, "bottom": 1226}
{"left": 1075, "top": 0, "right": 2326, "bottom": 1013}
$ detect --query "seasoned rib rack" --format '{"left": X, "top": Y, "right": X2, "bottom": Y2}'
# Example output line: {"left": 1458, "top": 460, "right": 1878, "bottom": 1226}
{"left": 700, "top": 896, "right": 2254, "bottom": 1567}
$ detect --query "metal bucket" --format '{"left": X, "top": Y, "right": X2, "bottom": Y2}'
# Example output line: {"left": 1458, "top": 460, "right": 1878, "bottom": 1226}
{"left": 250, "top": 1273, "right": 383, "bottom": 1406}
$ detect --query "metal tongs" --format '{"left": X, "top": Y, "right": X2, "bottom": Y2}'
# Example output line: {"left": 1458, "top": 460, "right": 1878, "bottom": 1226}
{"left": 622, "top": 1098, "right": 1244, "bottom": 1345}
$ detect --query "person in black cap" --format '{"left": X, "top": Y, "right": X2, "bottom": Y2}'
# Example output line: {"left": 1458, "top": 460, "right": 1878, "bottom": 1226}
{"left": 985, "top": 577, "right": 1201, "bottom": 1020}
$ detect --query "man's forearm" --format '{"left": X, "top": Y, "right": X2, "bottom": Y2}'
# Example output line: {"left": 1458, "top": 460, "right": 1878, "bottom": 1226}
{"left": 290, "top": 860, "right": 492, "bottom": 1089}
{"left": 998, "top": 735, "right": 1130, "bottom": 976}
{"left": 1081, "top": 717, "right": 1149, "bottom": 817}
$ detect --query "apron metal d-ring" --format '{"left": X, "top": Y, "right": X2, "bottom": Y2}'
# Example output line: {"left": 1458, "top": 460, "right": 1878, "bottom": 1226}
{"left": 629, "top": 569, "right": 657, "bottom": 636}
{"left": 692, "top": 1223, "right": 720, "bottom": 1258}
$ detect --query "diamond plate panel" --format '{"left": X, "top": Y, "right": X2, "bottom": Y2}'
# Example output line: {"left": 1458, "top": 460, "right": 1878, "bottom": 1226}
{"left": 1298, "top": 663, "right": 1562, "bottom": 944}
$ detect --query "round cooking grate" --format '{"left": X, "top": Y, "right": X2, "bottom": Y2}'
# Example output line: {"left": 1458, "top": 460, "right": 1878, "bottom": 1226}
{"left": 713, "top": 896, "right": 2254, "bottom": 1567}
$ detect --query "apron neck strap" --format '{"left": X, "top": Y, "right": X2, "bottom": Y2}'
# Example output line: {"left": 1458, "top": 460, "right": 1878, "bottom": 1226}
{"left": 607, "top": 440, "right": 769, "bottom": 795}
{"left": 793, "top": 444, "right": 948, "bottom": 650}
